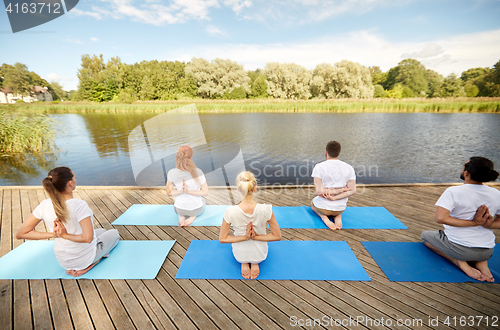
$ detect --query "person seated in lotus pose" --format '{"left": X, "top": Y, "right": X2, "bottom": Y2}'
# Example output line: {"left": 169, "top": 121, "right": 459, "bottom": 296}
{"left": 166, "top": 145, "right": 208, "bottom": 227}
{"left": 421, "top": 157, "right": 500, "bottom": 282}
{"left": 219, "top": 171, "right": 281, "bottom": 279}
{"left": 311, "top": 141, "right": 356, "bottom": 230}
{"left": 16, "top": 167, "right": 120, "bottom": 277}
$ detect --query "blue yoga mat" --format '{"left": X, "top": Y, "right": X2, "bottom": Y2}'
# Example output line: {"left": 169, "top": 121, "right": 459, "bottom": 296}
{"left": 112, "top": 204, "right": 229, "bottom": 226}
{"left": 0, "top": 240, "right": 175, "bottom": 280}
{"left": 176, "top": 240, "right": 371, "bottom": 281}
{"left": 362, "top": 241, "right": 500, "bottom": 283}
{"left": 274, "top": 206, "right": 407, "bottom": 229}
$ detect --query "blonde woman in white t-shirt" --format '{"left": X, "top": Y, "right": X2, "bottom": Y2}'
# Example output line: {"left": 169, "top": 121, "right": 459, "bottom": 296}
{"left": 219, "top": 171, "right": 281, "bottom": 279}
{"left": 166, "top": 145, "right": 208, "bottom": 227}
{"left": 16, "top": 167, "right": 120, "bottom": 277}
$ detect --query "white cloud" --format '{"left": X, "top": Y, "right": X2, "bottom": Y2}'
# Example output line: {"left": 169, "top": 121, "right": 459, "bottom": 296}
{"left": 62, "top": 37, "right": 83, "bottom": 44}
{"left": 90, "top": 37, "right": 100, "bottom": 42}
{"left": 166, "top": 28, "right": 500, "bottom": 76}
{"left": 224, "top": 0, "right": 252, "bottom": 14}
{"left": 206, "top": 25, "right": 228, "bottom": 36}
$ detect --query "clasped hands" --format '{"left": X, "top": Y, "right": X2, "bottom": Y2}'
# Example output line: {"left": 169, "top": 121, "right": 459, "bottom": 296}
{"left": 472, "top": 205, "right": 494, "bottom": 228}
{"left": 181, "top": 179, "right": 189, "bottom": 193}
{"left": 319, "top": 186, "right": 350, "bottom": 199}
{"left": 245, "top": 222, "right": 256, "bottom": 240}
{"left": 52, "top": 219, "right": 67, "bottom": 238}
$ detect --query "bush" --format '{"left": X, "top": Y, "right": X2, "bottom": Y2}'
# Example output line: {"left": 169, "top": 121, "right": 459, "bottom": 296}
{"left": 112, "top": 89, "right": 138, "bottom": 104}
{"left": 223, "top": 87, "right": 247, "bottom": 100}
{"left": 373, "top": 84, "right": 386, "bottom": 98}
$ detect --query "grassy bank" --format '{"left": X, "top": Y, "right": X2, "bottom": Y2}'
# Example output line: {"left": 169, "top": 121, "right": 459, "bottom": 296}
{"left": 0, "top": 112, "right": 56, "bottom": 154}
{"left": 1, "top": 97, "right": 500, "bottom": 113}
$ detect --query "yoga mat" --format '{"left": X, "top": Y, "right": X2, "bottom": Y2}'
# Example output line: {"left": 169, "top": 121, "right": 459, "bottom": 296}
{"left": 176, "top": 240, "right": 371, "bottom": 281}
{"left": 0, "top": 240, "right": 175, "bottom": 280}
{"left": 362, "top": 241, "right": 500, "bottom": 283}
{"left": 112, "top": 204, "right": 229, "bottom": 226}
{"left": 274, "top": 206, "right": 408, "bottom": 229}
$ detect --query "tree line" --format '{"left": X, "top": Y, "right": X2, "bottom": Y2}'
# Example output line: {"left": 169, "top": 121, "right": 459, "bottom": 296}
{"left": 1, "top": 56, "right": 499, "bottom": 103}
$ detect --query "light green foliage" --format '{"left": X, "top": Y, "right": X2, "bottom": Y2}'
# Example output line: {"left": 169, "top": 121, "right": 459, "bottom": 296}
{"left": 465, "top": 84, "right": 479, "bottom": 97}
{"left": 263, "top": 62, "right": 312, "bottom": 99}
{"left": 223, "top": 86, "right": 247, "bottom": 99}
{"left": 373, "top": 84, "right": 386, "bottom": 98}
{"left": 185, "top": 58, "right": 250, "bottom": 99}
{"left": 386, "top": 84, "right": 404, "bottom": 99}
{"left": 112, "top": 88, "right": 138, "bottom": 104}
{"left": 484, "top": 60, "right": 500, "bottom": 96}
{"left": 385, "top": 59, "right": 428, "bottom": 96}
{"left": 433, "top": 73, "right": 466, "bottom": 97}
{"left": 311, "top": 61, "right": 374, "bottom": 99}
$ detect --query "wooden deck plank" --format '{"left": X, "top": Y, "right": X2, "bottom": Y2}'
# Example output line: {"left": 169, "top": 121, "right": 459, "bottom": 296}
{"left": 61, "top": 280, "right": 95, "bottom": 330}
{"left": 45, "top": 280, "right": 73, "bottom": 330}
{"left": 30, "top": 280, "right": 53, "bottom": 330}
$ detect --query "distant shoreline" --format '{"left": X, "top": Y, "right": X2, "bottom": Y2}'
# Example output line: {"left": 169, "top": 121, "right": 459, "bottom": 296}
{"left": 2, "top": 97, "right": 500, "bottom": 113}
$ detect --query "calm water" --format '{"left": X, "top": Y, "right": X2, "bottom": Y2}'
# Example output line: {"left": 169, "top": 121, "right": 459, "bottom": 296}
{"left": 1, "top": 112, "right": 500, "bottom": 186}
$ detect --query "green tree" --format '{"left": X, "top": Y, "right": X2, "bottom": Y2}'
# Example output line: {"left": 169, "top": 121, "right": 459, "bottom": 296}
{"left": 263, "top": 62, "right": 311, "bottom": 99}
{"left": 386, "top": 84, "right": 404, "bottom": 99}
{"left": 48, "top": 81, "right": 68, "bottom": 101}
{"left": 1, "top": 63, "right": 32, "bottom": 96}
{"left": 369, "top": 66, "right": 388, "bottom": 86}
{"left": 310, "top": 61, "right": 373, "bottom": 99}
{"left": 248, "top": 69, "right": 268, "bottom": 98}
{"left": 433, "top": 73, "right": 466, "bottom": 97}
{"left": 384, "top": 59, "right": 428, "bottom": 96}
{"left": 460, "top": 67, "right": 490, "bottom": 97}
{"left": 373, "top": 84, "right": 386, "bottom": 98}
{"left": 76, "top": 54, "right": 105, "bottom": 101}
{"left": 185, "top": 58, "right": 250, "bottom": 99}
{"left": 426, "top": 69, "right": 443, "bottom": 98}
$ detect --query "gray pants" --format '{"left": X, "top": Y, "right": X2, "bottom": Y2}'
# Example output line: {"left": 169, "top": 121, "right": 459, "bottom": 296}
{"left": 421, "top": 230, "right": 494, "bottom": 262}
{"left": 174, "top": 198, "right": 206, "bottom": 217}
{"left": 92, "top": 228, "right": 120, "bottom": 263}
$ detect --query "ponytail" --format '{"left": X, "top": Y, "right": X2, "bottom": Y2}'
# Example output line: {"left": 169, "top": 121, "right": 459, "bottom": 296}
{"left": 42, "top": 167, "right": 73, "bottom": 223}
{"left": 236, "top": 171, "right": 257, "bottom": 198}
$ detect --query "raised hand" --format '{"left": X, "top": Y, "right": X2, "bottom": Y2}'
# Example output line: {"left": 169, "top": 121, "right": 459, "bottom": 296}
{"left": 53, "top": 219, "right": 67, "bottom": 238}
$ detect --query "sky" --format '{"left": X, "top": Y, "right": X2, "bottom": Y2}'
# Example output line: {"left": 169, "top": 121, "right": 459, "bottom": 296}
{"left": 1, "top": 0, "right": 500, "bottom": 91}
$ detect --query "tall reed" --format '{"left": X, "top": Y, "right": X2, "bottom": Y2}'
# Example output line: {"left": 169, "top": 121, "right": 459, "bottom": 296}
{"left": 0, "top": 111, "right": 56, "bottom": 154}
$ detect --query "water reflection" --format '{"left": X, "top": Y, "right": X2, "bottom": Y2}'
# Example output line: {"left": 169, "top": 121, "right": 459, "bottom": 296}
{"left": 0, "top": 152, "right": 58, "bottom": 185}
{"left": 1, "top": 112, "right": 499, "bottom": 186}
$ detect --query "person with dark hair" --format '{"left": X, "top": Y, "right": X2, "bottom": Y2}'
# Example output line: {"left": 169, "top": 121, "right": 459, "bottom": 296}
{"left": 16, "top": 167, "right": 120, "bottom": 277}
{"left": 166, "top": 145, "right": 208, "bottom": 227}
{"left": 421, "top": 157, "right": 500, "bottom": 282}
{"left": 310, "top": 141, "right": 356, "bottom": 230}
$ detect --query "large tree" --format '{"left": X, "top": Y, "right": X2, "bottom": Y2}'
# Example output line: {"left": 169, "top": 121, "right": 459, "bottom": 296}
{"left": 433, "top": 73, "right": 466, "bottom": 97}
{"left": 263, "top": 62, "right": 311, "bottom": 99}
{"left": 185, "top": 58, "right": 250, "bottom": 99}
{"left": 311, "top": 61, "right": 373, "bottom": 99}
{"left": 384, "top": 59, "right": 428, "bottom": 96}
{"left": 1, "top": 63, "right": 32, "bottom": 96}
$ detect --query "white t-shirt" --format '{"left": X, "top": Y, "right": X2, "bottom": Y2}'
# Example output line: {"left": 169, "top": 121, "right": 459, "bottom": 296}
{"left": 435, "top": 184, "right": 500, "bottom": 248}
{"left": 167, "top": 168, "right": 206, "bottom": 211}
{"left": 311, "top": 159, "right": 356, "bottom": 211}
{"left": 32, "top": 199, "right": 96, "bottom": 270}
{"left": 223, "top": 204, "right": 273, "bottom": 264}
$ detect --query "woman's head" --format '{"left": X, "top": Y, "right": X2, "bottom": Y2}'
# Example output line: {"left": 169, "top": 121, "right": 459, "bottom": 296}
{"left": 236, "top": 171, "right": 257, "bottom": 198}
{"left": 463, "top": 157, "right": 499, "bottom": 183}
{"left": 42, "top": 167, "right": 74, "bottom": 223}
{"left": 176, "top": 145, "right": 199, "bottom": 183}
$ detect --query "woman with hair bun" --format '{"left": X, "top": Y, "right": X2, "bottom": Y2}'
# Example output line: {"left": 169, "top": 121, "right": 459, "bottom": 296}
{"left": 16, "top": 167, "right": 120, "bottom": 277}
{"left": 166, "top": 145, "right": 208, "bottom": 227}
{"left": 219, "top": 171, "right": 281, "bottom": 279}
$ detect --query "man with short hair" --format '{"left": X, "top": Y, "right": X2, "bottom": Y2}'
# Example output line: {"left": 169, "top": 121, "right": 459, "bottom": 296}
{"left": 311, "top": 141, "right": 356, "bottom": 230}
{"left": 422, "top": 156, "right": 500, "bottom": 282}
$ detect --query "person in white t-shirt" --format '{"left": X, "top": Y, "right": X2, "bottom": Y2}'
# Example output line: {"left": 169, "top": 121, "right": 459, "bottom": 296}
{"left": 219, "top": 171, "right": 281, "bottom": 279}
{"left": 421, "top": 157, "right": 500, "bottom": 282}
{"left": 166, "top": 145, "right": 208, "bottom": 227}
{"left": 16, "top": 167, "right": 120, "bottom": 277}
{"left": 311, "top": 141, "right": 356, "bottom": 230}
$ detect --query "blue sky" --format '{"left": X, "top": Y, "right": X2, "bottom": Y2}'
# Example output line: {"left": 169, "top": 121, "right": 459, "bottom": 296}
{"left": 1, "top": 0, "right": 500, "bottom": 90}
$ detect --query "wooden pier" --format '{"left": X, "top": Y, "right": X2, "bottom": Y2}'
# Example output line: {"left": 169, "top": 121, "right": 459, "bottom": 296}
{"left": 0, "top": 185, "right": 499, "bottom": 329}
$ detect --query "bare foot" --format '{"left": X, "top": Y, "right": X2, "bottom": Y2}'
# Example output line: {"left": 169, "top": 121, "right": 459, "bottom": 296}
{"left": 241, "top": 263, "right": 251, "bottom": 279}
{"left": 178, "top": 216, "right": 186, "bottom": 227}
{"left": 250, "top": 263, "right": 260, "bottom": 279}
{"left": 475, "top": 261, "right": 495, "bottom": 282}
{"left": 334, "top": 214, "right": 342, "bottom": 230}
{"left": 183, "top": 216, "right": 196, "bottom": 227}
{"left": 321, "top": 215, "right": 337, "bottom": 230}
{"left": 456, "top": 260, "right": 486, "bottom": 281}
{"left": 67, "top": 261, "right": 98, "bottom": 277}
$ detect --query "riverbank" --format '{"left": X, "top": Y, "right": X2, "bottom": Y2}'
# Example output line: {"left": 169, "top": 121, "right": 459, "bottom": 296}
{"left": 2, "top": 97, "right": 500, "bottom": 113}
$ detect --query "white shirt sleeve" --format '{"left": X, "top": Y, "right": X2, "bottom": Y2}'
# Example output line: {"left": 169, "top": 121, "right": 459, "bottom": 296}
{"left": 196, "top": 168, "right": 206, "bottom": 185}
{"left": 74, "top": 201, "right": 93, "bottom": 222}
{"left": 435, "top": 188, "right": 455, "bottom": 212}
{"left": 32, "top": 201, "right": 45, "bottom": 219}
{"left": 311, "top": 164, "right": 322, "bottom": 178}
{"left": 265, "top": 204, "right": 273, "bottom": 221}
{"left": 348, "top": 165, "right": 356, "bottom": 181}
{"left": 223, "top": 207, "right": 232, "bottom": 224}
